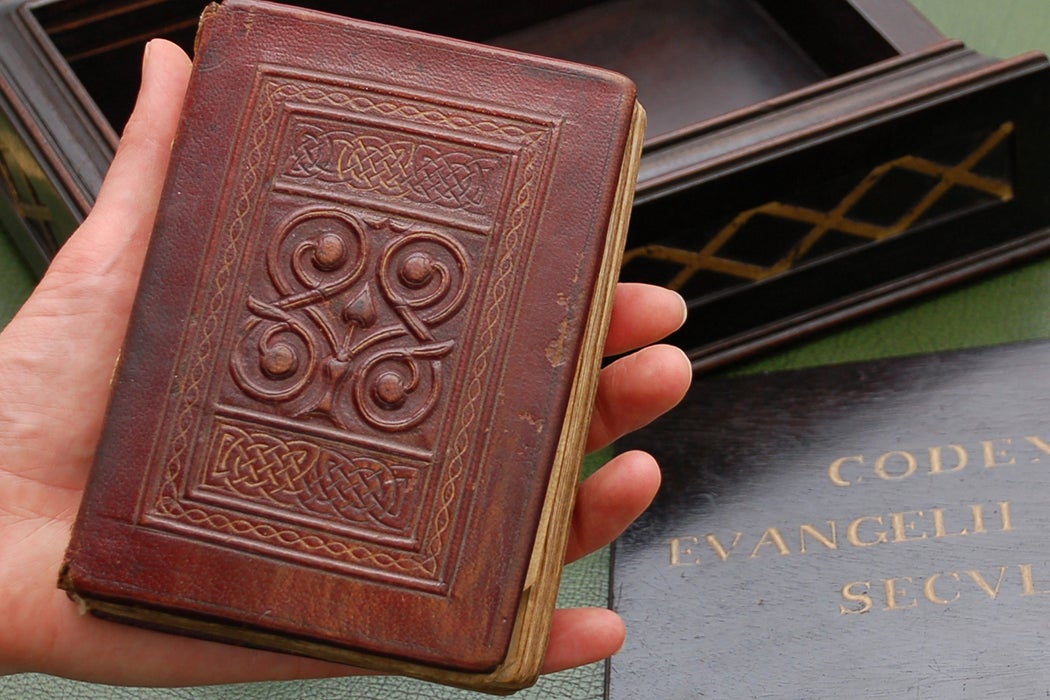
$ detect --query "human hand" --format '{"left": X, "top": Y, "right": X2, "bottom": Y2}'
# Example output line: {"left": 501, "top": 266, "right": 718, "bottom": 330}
{"left": 0, "top": 39, "right": 690, "bottom": 685}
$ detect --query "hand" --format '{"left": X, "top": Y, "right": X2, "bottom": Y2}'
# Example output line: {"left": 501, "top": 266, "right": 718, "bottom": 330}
{"left": 0, "top": 39, "right": 691, "bottom": 686}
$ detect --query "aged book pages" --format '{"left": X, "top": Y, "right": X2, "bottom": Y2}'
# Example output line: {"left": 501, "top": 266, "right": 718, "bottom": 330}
{"left": 58, "top": 0, "right": 644, "bottom": 693}
{"left": 612, "top": 340, "right": 1050, "bottom": 698}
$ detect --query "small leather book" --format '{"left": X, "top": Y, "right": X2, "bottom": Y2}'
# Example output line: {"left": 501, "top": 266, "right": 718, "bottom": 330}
{"left": 58, "top": 1, "right": 644, "bottom": 693}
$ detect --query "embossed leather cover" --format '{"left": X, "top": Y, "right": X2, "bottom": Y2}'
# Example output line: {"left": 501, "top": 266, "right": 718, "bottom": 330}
{"left": 58, "top": 0, "right": 644, "bottom": 693}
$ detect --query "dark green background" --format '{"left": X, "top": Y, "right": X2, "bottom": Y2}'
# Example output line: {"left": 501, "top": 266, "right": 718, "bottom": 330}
{"left": 1, "top": 1, "right": 1047, "bottom": 697}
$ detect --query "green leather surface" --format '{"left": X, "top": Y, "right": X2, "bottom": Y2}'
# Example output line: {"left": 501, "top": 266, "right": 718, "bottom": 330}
{"left": 2, "top": 1, "right": 1048, "bottom": 697}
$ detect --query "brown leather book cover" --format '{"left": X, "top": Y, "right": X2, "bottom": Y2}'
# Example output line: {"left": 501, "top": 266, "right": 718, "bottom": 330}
{"left": 58, "top": 0, "right": 644, "bottom": 693}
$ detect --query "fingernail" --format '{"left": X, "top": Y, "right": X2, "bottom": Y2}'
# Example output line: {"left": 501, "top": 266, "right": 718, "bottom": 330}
{"left": 143, "top": 39, "right": 153, "bottom": 71}
{"left": 675, "top": 291, "right": 688, "bottom": 327}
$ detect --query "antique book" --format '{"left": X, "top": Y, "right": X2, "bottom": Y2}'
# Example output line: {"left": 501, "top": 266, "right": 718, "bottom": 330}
{"left": 610, "top": 340, "right": 1050, "bottom": 697}
{"left": 58, "top": 0, "right": 645, "bottom": 693}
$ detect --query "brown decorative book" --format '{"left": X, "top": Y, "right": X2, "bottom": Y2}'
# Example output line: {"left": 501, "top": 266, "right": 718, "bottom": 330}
{"left": 57, "top": 1, "right": 644, "bottom": 693}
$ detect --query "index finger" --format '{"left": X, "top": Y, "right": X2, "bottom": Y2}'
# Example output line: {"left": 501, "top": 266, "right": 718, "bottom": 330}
{"left": 603, "top": 283, "right": 686, "bottom": 357}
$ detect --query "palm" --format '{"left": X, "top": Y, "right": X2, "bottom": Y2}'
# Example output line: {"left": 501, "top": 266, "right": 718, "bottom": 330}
{"left": 0, "top": 40, "right": 690, "bottom": 686}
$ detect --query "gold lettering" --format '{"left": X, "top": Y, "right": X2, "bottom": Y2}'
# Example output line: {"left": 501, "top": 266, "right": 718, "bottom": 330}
{"left": 669, "top": 537, "right": 700, "bottom": 566}
{"left": 971, "top": 504, "right": 987, "bottom": 534}
{"left": 874, "top": 451, "right": 917, "bottom": 480}
{"left": 799, "top": 522, "right": 837, "bottom": 553}
{"left": 1024, "top": 435, "right": 1050, "bottom": 456}
{"left": 847, "top": 515, "right": 888, "bottom": 547}
{"left": 1020, "top": 564, "right": 1050, "bottom": 595}
{"left": 750, "top": 527, "right": 791, "bottom": 558}
{"left": 840, "top": 581, "right": 873, "bottom": 614}
{"left": 932, "top": 508, "right": 967, "bottom": 538}
{"left": 966, "top": 567, "right": 1008, "bottom": 599}
{"left": 890, "top": 510, "right": 928, "bottom": 543}
{"left": 670, "top": 501, "right": 1014, "bottom": 570}
{"left": 999, "top": 501, "right": 1014, "bottom": 532}
{"left": 884, "top": 577, "right": 918, "bottom": 610}
{"left": 923, "top": 572, "right": 961, "bottom": 604}
{"left": 982, "top": 438, "right": 1016, "bottom": 468}
{"left": 705, "top": 532, "right": 743, "bottom": 562}
{"left": 929, "top": 444, "right": 967, "bottom": 474}
{"left": 828, "top": 455, "right": 863, "bottom": 486}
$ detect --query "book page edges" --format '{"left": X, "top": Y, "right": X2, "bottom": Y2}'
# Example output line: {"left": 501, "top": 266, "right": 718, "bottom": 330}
{"left": 57, "top": 100, "right": 646, "bottom": 695}
{"left": 485, "top": 99, "right": 647, "bottom": 692}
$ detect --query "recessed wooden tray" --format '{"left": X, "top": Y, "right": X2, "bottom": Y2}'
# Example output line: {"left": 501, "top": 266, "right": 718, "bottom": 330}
{"left": 2, "top": 0, "right": 1049, "bottom": 369}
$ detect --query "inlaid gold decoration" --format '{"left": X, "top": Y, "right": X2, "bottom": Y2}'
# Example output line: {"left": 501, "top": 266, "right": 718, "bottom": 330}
{"left": 0, "top": 106, "right": 79, "bottom": 261}
{"left": 623, "top": 122, "right": 1015, "bottom": 292}
{"left": 0, "top": 142, "right": 54, "bottom": 230}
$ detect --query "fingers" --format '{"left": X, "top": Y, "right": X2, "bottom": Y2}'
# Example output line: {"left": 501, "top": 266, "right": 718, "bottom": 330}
{"left": 565, "top": 450, "right": 659, "bottom": 564}
{"left": 587, "top": 343, "right": 691, "bottom": 452}
{"left": 542, "top": 607, "right": 626, "bottom": 674}
{"left": 604, "top": 283, "right": 686, "bottom": 357}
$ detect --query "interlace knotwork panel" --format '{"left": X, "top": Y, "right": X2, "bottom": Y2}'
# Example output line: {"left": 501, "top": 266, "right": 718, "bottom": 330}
{"left": 283, "top": 122, "right": 501, "bottom": 215}
{"left": 203, "top": 422, "right": 418, "bottom": 532}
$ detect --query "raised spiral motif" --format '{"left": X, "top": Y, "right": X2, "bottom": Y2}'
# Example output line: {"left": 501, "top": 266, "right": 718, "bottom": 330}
{"left": 231, "top": 209, "right": 368, "bottom": 403}
{"left": 379, "top": 231, "right": 470, "bottom": 329}
{"left": 230, "top": 303, "right": 318, "bottom": 402}
{"left": 354, "top": 342, "right": 453, "bottom": 431}
{"left": 230, "top": 208, "right": 470, "bottom": 433}
{"left": 267, "top": 207, "right": 368, "bottom": 299}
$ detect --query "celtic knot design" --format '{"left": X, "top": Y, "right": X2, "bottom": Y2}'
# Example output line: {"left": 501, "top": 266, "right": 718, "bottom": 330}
{"left": 207, "top": 424, "right": 417, "bottom": 530}
{"left": 311, "top": 455, "right": 414, "bottom": 527}
{"left": 229, "top": 206, "right": 471, "bottom": 433}
{"left": 283, "top": 124, "right": 499, "bottom": 213}
{"left": 211, "top": 427, "right": 319, "bottom": 498}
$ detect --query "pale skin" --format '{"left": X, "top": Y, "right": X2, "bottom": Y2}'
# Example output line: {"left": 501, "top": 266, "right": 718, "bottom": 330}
{"left": 0, "top": 40, "right": 691, "bottom": 686}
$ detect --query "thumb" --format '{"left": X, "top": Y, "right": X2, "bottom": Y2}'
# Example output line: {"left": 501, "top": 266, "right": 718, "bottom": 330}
{"left": 0, "top": 39, "right": 192, "bottom": 480}
{"left": 27, "top": 38, "right": 193, "bottom": 330}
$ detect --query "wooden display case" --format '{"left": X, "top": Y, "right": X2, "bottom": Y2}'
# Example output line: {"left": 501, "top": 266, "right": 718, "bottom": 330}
{"left": 2, "top": 0, "right": 1049, "bottom": 369}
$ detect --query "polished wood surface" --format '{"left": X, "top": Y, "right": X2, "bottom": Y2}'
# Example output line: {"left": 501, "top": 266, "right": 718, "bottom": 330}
{"left": 26, "top": 0, "right": 922, "bottom": 143}
{"left": 734, "top": 0, "right": 1050, "bottom": 375}
{"left": 11, "top": 0, "right": 1049, "bottom": 371}
{"left": 496, "top": 0, "right": 829, "bottom": 140}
